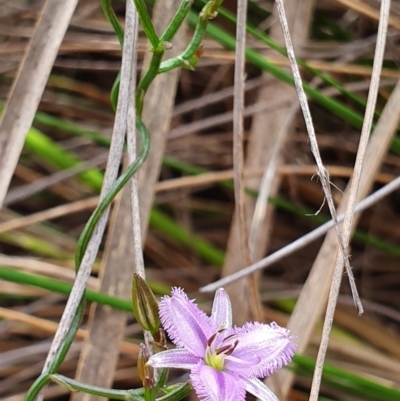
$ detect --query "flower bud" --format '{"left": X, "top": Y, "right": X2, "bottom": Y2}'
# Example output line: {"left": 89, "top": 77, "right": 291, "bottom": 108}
{"left": 137, "top": 343, "right": 154, "bottom": 389}
{"left": 152, "top": 328, "right": 167, "bottom": 352}
{"left": 132, "top": 274, "right": 160, "bottom": 335}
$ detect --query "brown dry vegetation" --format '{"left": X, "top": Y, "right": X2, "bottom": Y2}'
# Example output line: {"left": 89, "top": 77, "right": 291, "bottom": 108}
{"left": 0, "top": 0, "right": 400, "bottom": 401}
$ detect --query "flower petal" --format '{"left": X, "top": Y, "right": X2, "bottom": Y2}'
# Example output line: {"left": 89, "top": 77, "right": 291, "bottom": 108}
{"left": 159, "top": 287, "right": 215, "bottom": 357}
{"left": 190, "top": 362, "right": 246, "bottom": 401}
{"left": 225, "top": 322, "right": 296, "bottom": 378}
{"left": 211, "top": 288, "right": 232, "bottom": 329}
{"left": 243, "top": 378, "right": 279, "bottom": 401}
{"left": 147, "top": 348, "right": 199, "bottom": 370}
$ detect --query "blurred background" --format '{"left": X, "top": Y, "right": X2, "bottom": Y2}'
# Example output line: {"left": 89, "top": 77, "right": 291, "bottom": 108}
{"left": 0, "top": 0, "right": 400, "bottom": 400}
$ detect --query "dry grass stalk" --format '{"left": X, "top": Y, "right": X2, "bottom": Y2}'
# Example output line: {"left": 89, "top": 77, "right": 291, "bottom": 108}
{"left": 0, "top": 0, "right": 79, "bottom": 207}
{"left": 309, "top": 0, "right": 392, "bottom": 398}
{"left": 38, "top": 2, "right": 137, "bottom": 398}
{"left": 72, "top": 3, "right": 140, "bottom": 400}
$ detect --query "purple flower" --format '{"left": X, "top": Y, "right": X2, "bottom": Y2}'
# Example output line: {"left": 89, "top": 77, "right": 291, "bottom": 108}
{"left": 147, "top": 288, "right": 296, "bottom": 401}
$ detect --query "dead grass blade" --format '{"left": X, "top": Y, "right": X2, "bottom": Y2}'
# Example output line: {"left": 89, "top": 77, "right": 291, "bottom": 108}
{"left": 310, "top": 1, "right": 394, "bottom": 396}
{"left": 276, "top": 0, "right": 362, "bottom": 313}
{"left": 230, "top": 0, "right": 264, "bottom": 323}
{"left": 72, "top": 3, "right": 140, "bottom": 399}
{"left": 0, "top": 0, "right": 79, "bottom": 207}
{"left": 38, "top": 1, "right": 136, "bottom": 397}
{"left": 201, "top": 174, "right": 400, "bottom": 292}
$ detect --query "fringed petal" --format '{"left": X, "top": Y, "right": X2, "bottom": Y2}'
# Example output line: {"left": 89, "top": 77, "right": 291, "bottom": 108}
{"left": 147, "top": 348, "right": 199, "bottom": 370}
{"left": 243, "top": 378, "right": 279, "bottom": 401}
{"left": 190, "top": 362, "right": 246, "bottom": 401}
{"left": 159, "top": 287, "right": 215, "bottom": 357}
{"left": 211, "top": 288, "right": 232, "bottom": 329}
{"left": 225, "top": 322, "right": 296, "bottom": 378}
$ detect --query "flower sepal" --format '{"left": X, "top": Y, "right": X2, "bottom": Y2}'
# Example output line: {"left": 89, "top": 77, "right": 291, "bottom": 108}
{"left": 132, "top": 274, "right": 161, "bottom": 335}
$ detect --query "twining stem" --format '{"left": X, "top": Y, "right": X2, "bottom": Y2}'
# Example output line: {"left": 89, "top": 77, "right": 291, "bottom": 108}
{"left": 136, "top": 51, "right": 165, "bottom": 117}
{"left": 101, "top": 0, "right": 124, "bottom": 46}
{"left": 158, "top": 0, "right": 224, "bottom": 74}
{"left": 133, "top": 0, "right": 160, "bottom": 50}
{"left": 49, "top": 374, "right": 142, "bottom": 400}
{"left": 161, "top": 0, "right": 193, "bottom": 43}
{"left": 75, "top": 120, "right": 150, "bottom": 269}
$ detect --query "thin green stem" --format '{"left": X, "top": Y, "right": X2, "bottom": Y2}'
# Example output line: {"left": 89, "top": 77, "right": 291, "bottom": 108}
{"left": 75, "top": 120, "right": 150, "bottom": 270}
{"left": 101, "top": 0, "right": 124, "bottom": 46}
{"left": 136, "top": 51, "right": 164, "bottom": 117}
{"left": 24, "top": 374, "right": 50, "bottom": 401}
{"left": 49, "top": 374, "right": 143, "bottom": 400}
{"left": 101, "top": 0, "right": 123, "bottom": 109}
{"left": 156, "top": 382, "right": 192, "bottom": 401}
{"left": 143, "top": 387, "right": 156, "bottom": 401}
{"left": 48, "top": 300, "right": 85, "bottom": 372}
{"left": 132, "top": 0, "right": 160, "bottom": 50}
{"left": 160, "top": 0, "right": 193, "bottom": 43}
{"left": 158, "top": 0, "right": 224, "bottom": 74}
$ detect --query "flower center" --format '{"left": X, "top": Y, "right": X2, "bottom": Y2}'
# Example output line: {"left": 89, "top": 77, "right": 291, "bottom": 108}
{"left": 204, "top": 327, "right": 239, "bottom": 371}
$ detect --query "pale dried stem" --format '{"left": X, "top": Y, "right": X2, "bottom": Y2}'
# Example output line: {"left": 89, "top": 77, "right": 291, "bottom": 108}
{"left": 0, "top": 0, "right": 79, "bottom": 208}
{"left": 124, "top": 0, "right": 153, "bottom": 353}
{"left": 72, "top": 4, "right": 140, "bottom": 400}
{"left": 309, "top": 0, "right": 392, "bottom": 398}
{"left": 126, "top": 3, "right": 144, "bottom": 280}
{"left": 200, "top": 174, "right": 400, "bottom": 292}
{"left": 275, "top": 0, "right": 362, "bottom": 312}
{"left": 38, "top": 1, "right": 136, "bottom": 398}
{"left": 233, "top": 0, "right": 249, "bottom": 265}
{"left": 233, "top": 0, "right": 263, "bottom": 322}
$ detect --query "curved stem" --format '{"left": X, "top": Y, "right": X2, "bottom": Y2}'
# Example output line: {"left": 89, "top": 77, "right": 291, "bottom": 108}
{"left": 49, "top": 374, "right": 143, "bottom": 400}
{"left": 158, "top": 0, "right": 224, "bottom": 74}
{"left": 135, "top": 51, "right": 164, "bottom": 117}
{"left": 132, "top": 0, "right": 160, "bottom": 50}
{"left": 75, "top": 120, "right": 150, "bottom": 270}
{"left": 101, "top": 0, "right": 124, "bottom": 46}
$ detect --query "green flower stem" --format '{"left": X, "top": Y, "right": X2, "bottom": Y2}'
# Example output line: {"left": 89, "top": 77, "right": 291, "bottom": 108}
{"left": 101, "top": 0, "right": 124, "bottom": 109}
{"left": 157, "top": 382, "right": 192, "bottom": 401}
{"left": 24, "top": 373, "right": 51, "bottom": 401}
{"left": 136, "top": 51, "right": 164, "bottom": 117}
{"left": 154, "top": 367, "right": 169, "bottom": 389}
{"left": 143, "top": 387, "right": 155, "bottom": 401}
{"left": 133, "top": 0, "right": 160, "bottom": 50}
{"left": 160, "top": 0, "right": 193, "bottom": 43}
{"left": 101, "top": 0, "right": 124, "bottom": 46}
{"left": 49, "top": 374, "right": 143, "bottom": 400}
{"left": 24, "top": 302, "right": 85, "bottom": 401}
{"left": 158, "top": 0, "right": 225, "bottom": 74}
{"left": 48, "top": 300, "right": 85, "bottom": 372}
{"left": 75, "top": 120, "right": 150, "bottom": 270}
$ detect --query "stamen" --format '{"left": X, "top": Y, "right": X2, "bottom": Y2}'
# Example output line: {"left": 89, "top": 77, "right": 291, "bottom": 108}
{"left": 222, "top": 333, "right": 237, "bottom": 342}
{"left": 216, "top": 344, "right": 233, "bottom": 355}
{"left": 216, "top": 323, "right": 227, "bottom": 332}
{"left": 224, "top": 340, "right": 239, "bottom": 356}
{"left": 207, "top": 332, "right": 218, "bottom": 347}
